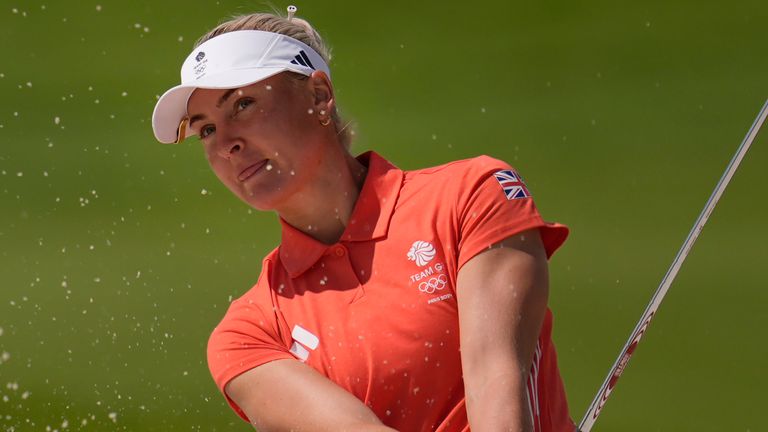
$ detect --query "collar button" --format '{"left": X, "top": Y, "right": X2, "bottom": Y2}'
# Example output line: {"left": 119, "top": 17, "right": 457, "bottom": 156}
{"left": 334, "top": 246, "right": 346, "bottom": 257}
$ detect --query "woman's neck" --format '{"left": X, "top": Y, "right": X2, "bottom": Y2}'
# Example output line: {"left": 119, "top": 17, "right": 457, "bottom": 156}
{"left": 277, "top": 151, "right": 368, "bottom": 245}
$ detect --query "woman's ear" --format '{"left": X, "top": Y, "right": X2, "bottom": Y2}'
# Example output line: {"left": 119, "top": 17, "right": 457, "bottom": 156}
{"left": 309, "top": 70, "right": 335, "bottom": 115}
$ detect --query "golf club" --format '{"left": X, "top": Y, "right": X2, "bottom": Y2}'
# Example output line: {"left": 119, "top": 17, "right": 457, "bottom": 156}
{"left": 577, "top": 98, "right": 768, "bottom": 432}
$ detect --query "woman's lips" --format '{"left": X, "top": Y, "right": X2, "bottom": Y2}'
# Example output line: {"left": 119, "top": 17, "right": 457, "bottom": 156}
{"left": 238, "top": 160, "right": 268, "bottom": 182}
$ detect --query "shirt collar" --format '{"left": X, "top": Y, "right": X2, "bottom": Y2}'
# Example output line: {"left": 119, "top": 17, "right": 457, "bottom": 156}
{"left": 278, "top": 151, "right": 404, "bottom": 278}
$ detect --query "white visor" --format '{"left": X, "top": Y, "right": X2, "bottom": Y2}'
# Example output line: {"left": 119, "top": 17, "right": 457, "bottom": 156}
{"left": 151, "top": 30, "right": 331, "bottom": 144}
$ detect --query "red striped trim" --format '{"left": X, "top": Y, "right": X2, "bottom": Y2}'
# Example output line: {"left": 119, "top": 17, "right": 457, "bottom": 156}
{"left": 526, "top": 341, "right": 543, "bottom": 432}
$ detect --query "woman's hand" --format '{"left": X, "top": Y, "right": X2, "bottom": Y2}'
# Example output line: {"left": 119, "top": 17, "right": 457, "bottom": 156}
{"left": 226, "top": 359, "right": 398, "bottom": 432}
{"left": 457, "top": 228, "right": 549, "bottom": 432}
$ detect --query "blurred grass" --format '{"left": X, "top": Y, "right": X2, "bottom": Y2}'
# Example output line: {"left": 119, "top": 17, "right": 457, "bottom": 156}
{"left": 1, "top": 0, "right": 767, "bottom": 430}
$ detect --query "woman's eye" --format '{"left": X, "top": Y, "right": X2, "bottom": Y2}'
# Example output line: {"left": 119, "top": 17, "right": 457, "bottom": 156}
{"left": 199, "top": 125, "right": 215, "bottom": 138}
{"left": 235, "top": 98, "right": 254, "bottom": 112}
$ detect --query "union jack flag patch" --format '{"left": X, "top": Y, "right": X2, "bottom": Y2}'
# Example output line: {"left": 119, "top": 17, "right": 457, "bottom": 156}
{"left": 493, "top": 169, "right": 531, "bottom": 200}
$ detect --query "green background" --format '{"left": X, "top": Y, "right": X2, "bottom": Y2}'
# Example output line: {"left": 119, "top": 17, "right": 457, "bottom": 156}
{"left": 1, "top": 1, "right": 766, "bottom": 430}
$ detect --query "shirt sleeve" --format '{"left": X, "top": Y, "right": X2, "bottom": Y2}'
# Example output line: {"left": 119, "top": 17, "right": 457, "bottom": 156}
{"left": 206, "top": 264, "right": 295, "bottom": 422}
{"left": 456, "top": 157, "right": 569, "bottom": 270}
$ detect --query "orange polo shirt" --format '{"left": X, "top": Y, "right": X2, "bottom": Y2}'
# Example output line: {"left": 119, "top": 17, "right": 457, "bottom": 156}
{"left": 207, "top": 151, "right": 574, "bottom": 432}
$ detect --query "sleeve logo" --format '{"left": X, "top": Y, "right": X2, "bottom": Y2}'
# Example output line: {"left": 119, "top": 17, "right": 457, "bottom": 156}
{"left": 289, "top": 325, "right": 319, "bottom": 362}
{"left": 493, "top": 169, "right": 531, "bottom": 200}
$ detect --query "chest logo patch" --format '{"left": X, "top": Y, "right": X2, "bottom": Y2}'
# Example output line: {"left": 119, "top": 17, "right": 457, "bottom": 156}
{"left": 407, "top": 240, "right": 436, "bottom": 267}
{"left": 419, "top": 274, "right": 447, "bottom": 294}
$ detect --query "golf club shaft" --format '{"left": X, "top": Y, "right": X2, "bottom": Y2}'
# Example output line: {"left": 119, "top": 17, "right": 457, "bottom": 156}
{"left": 577, "top": 99, "right": 768, "bottom": 432}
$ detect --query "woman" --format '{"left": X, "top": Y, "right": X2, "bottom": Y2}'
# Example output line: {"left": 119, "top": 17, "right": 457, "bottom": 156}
{"left": 151, "top": 8, "right": 574, "bottom": 432}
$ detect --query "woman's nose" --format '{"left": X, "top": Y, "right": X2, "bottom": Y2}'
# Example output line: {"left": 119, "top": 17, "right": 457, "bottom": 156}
{"left": 217, "top": 133, "right": 244, "bottom": 159}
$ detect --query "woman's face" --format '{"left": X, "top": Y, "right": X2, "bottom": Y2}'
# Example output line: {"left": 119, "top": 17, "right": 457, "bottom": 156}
{"left": 186, "top": 72, "right": 333, "bottom": 211}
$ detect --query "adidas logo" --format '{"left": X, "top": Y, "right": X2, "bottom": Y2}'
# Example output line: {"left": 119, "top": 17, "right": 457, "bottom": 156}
{"left": 289, "top": 324, "right": 319, "bottom": 362}
{"left": 290, "top": 50, "right": 316, "bottom": 70}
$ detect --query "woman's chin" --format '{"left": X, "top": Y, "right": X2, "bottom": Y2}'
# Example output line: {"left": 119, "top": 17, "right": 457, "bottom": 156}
{"left": 237, "top": 188, "right": 285, "bottom": 212}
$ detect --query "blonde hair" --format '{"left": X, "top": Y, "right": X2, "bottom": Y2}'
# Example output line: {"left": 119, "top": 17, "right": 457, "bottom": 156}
{"left": 195, "top": 12, "right": 353, "bottom": 150}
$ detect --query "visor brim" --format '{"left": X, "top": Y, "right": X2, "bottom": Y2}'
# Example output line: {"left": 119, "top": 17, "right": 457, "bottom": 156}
{"left": 151, "top": 67, "right": 290, "bottom": 144}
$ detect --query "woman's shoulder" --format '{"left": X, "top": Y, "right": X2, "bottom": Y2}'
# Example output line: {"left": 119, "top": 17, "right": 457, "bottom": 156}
{"left": 405, "top": 154, "right": 515, "bottom": 179}
{"left": 208, "top": 248, "right": 285, "bottom": 346}
{"left": 220, "top": 248, "right": 281, "bottom": 312}
{"left": 401, "top": 155, "right": 516, "bottom": 195}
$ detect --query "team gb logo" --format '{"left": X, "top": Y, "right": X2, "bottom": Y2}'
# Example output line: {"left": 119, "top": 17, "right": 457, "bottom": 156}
{"left": 407, "top": 241, "right": 436, "bottom": 267}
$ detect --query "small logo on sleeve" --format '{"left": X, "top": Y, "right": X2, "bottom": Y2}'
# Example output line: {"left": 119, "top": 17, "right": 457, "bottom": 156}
{"left": 195, "top": 51, "right": 206, "bottom": 62}
{"left": 289, "top": 325, "right": 319, "bottom": 362}
{"left": 493, "top": 169, "right": 531, "bottom": 200}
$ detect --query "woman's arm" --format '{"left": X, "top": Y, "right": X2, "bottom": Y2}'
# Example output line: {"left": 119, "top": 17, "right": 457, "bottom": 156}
{"left": 457, "top": 228, "right": 549, "bottom": 432}
{"left": 226, "top": 359, "right": 398, "bottom": 432}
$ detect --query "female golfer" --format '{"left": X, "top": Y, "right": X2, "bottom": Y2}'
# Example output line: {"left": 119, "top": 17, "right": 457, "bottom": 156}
{"left": 152, "top": 8, "right": 574, "bottom": 432}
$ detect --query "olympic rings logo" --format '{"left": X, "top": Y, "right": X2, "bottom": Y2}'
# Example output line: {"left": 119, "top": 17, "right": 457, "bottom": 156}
{"left": 418, "top": 274, "right": 447, "bottom": 294}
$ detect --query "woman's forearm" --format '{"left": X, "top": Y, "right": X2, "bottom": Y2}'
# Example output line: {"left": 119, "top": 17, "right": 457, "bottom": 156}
{"left": 466, "top": 370, "right": 533, "bottom": 432}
